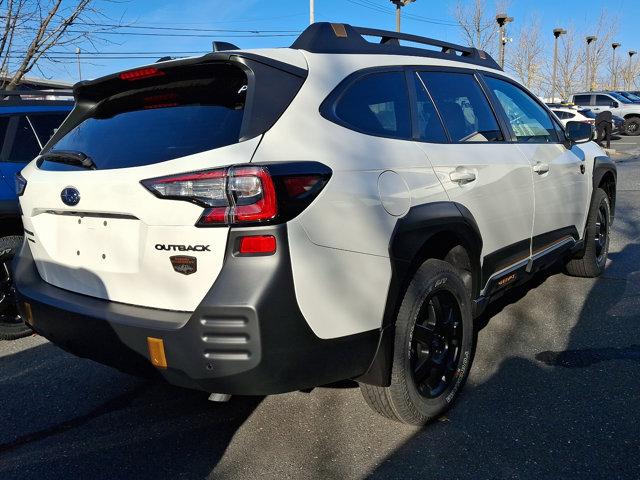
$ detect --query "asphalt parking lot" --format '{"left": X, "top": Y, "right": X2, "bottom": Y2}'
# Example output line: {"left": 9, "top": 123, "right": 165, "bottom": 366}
{"left": 1, "top": 148, "right": 639, "bottom": 479}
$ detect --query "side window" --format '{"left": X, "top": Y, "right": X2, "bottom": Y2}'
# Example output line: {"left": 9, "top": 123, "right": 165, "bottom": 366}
{"left": 28, "top": 113, "right": 69, "bottom": 145}
{"left": 484, "top": 76, "right": 559, "bottom": 143}
{"left": 334, "top": 71, "right": 411, "bottom": 138}
{"left": 552, "top": 111, "right": 567, "bottom": 119}
{"left": 412, "top": 73, "right": 448, "bottom": 142}
{"left": 573, "top": 95, "right": 591, "bottom": 106}
{"left": 6, "top": 116, "right": 41, "bottom": 163}
{"left": 595, "top": 95, "right": 612, "bottom": 107}
{"left": 417, "top": 71, "right": 503, "bottom": 142}
{"left": 0, "top": 117, "right": 10, "bottom": 148}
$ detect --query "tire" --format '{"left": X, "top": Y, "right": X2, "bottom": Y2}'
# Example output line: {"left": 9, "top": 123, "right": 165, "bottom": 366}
{"left": 0, "top": 235, "right": 31, "bottom": 341}
{"left": 565, "top": 188, "right": 611, "bottom": 278}
{"left": 360, "top": 259, "right": 475, "bottom": 425}
{"left": 623, "top": 117, "right": 640, "bottom": 136}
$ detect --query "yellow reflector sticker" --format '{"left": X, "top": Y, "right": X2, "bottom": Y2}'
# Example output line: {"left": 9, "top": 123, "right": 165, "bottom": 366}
{"left": 331, "top": 23, "right": 347, "bottom": 38}
{"left": 147, "top": 337, "right": 168, "bottom": 369}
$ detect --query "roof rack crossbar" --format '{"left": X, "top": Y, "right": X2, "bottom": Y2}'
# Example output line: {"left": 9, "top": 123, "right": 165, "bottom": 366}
{"left": 353, "top": 26, "right": 476, "bottom": 58}
{"left": 290, "top": 23, "right": 501, "bottom": 71}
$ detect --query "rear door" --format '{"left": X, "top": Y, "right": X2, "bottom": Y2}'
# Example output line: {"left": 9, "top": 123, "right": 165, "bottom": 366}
{"left": 482, "top": 74, "right": 589, "bottom": 251}
{"left": 572, "top": 94, "right": 592, "bottom": 108}
{"left": 413, "top": 69, "right": 535, "bottom": 289}
{"left": 19, "top": 62, "right": 260, "bottom": 312}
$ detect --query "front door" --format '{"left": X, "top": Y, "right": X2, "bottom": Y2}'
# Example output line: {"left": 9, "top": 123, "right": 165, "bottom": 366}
{"left": 482, "top": 75, "right": 590, "bottom": 253}
{"left": 413, "top": 69, "right": 535, "bottom": 289}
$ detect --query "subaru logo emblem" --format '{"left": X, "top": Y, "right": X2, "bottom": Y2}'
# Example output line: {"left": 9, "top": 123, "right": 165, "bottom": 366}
{"left": 61, "top": 187, "right": 80, "bottom": 206}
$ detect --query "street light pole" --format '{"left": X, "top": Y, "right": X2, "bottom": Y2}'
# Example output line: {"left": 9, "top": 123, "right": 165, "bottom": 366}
{"left": 75, "top": 47, "right": 82, "bottom": 81}
{"left": 495, "top": 13, "right": 514, "bottom": 69}
{"left": 611, "top": 42, "right": 621, "bottom": 89}
{"left": 551, "top": 28, "right": 566, "bottom": 102}
{"left": 628, "top": 51, "right": 637, "bottom": 90}
{"left": 389, "top": 0, "right": 415, "bottom": 33}
{"left": 310, "top": 0, "right": 314, "bottom": 25}
{"left": 586, "top": 36, "right": 597, "bottom": 91}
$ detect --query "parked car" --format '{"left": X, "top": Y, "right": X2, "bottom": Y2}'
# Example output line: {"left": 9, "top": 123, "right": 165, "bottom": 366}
{"left": 613, "top": 91, "right": 640, "bottom": 103}
{"left": 14, "top": 23, "right": 616, "bottom": 425}
{"left": 0, "top": 90, "right": 72, "bottom": 340}
{"left": 565, "top": 107, "right": 625, "bottom": 133}
{"left": 572, "top": 91, "right": 640, "bottom": 135}
{"left": 549, "top": 106, "right": 595, "bottom": 126}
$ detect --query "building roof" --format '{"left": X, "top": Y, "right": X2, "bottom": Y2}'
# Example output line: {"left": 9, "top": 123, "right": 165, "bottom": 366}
{"left": 0, "top": 75, "right": 73, "bottom": 90}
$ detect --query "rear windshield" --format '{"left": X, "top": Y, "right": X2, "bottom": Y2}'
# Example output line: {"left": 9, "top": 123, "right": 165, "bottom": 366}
{"left": 45, "top": 64, "right": 247, "bottom": 170}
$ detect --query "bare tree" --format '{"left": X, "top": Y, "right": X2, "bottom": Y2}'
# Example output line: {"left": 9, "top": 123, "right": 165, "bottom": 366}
{"left": 555, "top": 30, "right": 584, "bottom": 100}
{"left": 453, "top": 0, "right": 498, "bottom": 55}
{"left": 1, "top": 0, "right": 122, "bottom": 90}
{"left": 620, "top": 55, "right": 640, "bottom": 91}
{"left": 508, "top": 18, "right": 544, "bottom": 93}
{"left": 586, "top": 10, "right": 619, "bottom": 90}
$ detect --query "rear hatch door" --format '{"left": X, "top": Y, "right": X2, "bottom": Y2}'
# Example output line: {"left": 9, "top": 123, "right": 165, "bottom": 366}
{"left": 20, "top": 61, "right": 258, "bottom": 311}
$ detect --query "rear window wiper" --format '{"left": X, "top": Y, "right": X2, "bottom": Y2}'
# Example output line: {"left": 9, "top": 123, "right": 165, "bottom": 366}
{"left": 40, "top": 151, "right": 97, "bottom": 170}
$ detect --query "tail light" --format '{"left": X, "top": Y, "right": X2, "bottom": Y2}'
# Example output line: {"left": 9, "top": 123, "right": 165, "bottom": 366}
{"left": 141, "top": 162, "right": 331, "bottom": 227}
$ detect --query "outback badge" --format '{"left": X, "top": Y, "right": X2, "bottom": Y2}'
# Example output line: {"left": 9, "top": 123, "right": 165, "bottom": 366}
{"left": 170, "top": 255, "right": 197, "bottom": 275}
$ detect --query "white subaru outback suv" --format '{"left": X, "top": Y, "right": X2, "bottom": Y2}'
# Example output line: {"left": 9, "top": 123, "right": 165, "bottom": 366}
{"left": 14, "top": 23, "right": 616, "bottom": 425}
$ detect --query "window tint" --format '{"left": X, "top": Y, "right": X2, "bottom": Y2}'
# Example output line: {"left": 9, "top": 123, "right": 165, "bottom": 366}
{"left": 335, "top": 71, "right": 411, "bottom": 138}
{"left": 413, "top": 74, "right": 448, "bottom": 142}
{"left": 573, "top": 95, "right": 591, "bottom": 106}
{"left": 0, "top": 117, "right": 9, "bottom": 149}
{"left": 552, "top": 110, "right": 567, "bottom": 119}
{"left": 418, "top": 71, "right": 503, "bottom": 142}
{"left": 28, "top": 113, "right": 69, "bottom": 146}
{"left": 48, "top": 64, "right": 247, "bottom": 170}
{"left": 595, "top": 95, "right": 613, "bottom": 106}
{"left": 6, "top": 116, "right": 40, "bottom": 163}
{"left": 484, "top": 76, "right": 558, "bottom": 143}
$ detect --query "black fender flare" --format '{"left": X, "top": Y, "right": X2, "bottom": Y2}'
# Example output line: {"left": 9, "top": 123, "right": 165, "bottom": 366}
{"left": 592, "top": 156, "right": 617, "bottom": 220}
{"left": 357, "top": 201, "right": 483, "bottom": 387}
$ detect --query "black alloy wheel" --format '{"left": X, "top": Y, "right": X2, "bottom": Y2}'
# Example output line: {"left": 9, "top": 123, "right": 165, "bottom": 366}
{"left": 410, "top": 290, "right": 463, "bottom": 399}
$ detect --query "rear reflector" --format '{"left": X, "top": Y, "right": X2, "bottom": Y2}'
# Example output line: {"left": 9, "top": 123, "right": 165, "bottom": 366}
{"left": 147, "top": 337, "right": 168, "bottom": 369}
{"left": 238, "top": 235, "right": 277, "bottom": 255}
{"left": 119, "top": 67, "right": 165, "bottom": 81}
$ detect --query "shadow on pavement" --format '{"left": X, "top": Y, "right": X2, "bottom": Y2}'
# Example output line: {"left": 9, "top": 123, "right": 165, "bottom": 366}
{"left": 368, "top": 240, "right": 640, "bottom": 478}
{"left": 0, "top": 342, "right": 263, "bottom": 479}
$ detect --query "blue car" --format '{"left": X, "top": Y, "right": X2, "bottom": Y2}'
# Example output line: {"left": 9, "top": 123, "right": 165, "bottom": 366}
{"left": 0, "top": 90, "right": 73, "bottom": 339}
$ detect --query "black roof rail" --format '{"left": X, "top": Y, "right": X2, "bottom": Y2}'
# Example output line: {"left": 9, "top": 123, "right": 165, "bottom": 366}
{"left": 291, "top": 22, "right": 501, "bottom": 71}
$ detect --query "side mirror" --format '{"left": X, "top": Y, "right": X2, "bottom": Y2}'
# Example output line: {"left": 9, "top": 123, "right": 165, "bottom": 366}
{"left": 610, "top": 101, "right": 619, "bottom": 108}
{"left": 565, "top": 121, "right": 594, "bottom": 144}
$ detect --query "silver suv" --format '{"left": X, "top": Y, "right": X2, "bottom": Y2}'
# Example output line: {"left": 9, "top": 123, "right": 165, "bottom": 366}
{"left": 572, "top": 91, "right": 640, "bottom": 135}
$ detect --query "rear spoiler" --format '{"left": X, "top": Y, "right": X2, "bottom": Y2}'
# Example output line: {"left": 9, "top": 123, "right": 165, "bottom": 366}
{"left": 42, "top": 51, "right": 308, "bottom": 153}
{"left": 73, "top": 52, "right": 307, "bottom": 102}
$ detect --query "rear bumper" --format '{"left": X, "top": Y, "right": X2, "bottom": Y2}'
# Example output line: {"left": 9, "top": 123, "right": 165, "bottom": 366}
{"left": 15, "top": 225, "right": 380, "bottom": 395}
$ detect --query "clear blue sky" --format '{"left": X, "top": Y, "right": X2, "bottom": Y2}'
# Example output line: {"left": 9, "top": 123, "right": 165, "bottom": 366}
{"left": 39, "top": 0, "right": 639, "bottom": 83}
